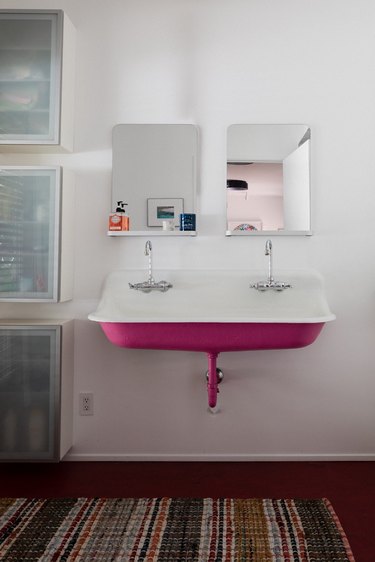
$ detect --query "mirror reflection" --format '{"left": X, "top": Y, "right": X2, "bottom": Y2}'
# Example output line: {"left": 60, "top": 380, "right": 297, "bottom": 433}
{"left": 112, "top": 124, "right": 198, "bottom": 234}
{"left": 226, "top": 124, "right": 311, "bottom": 235}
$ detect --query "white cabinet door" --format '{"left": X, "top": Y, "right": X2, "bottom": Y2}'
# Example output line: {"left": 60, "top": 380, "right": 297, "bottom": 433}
{"left": 0, "top": 10, "right": 75, "bottom": 150}
{"left": 0, "top": 166, "right": 74, "bottom": 302}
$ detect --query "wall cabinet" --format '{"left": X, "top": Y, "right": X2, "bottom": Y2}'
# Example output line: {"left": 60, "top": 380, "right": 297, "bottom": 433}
{"left": 0, "top": 10, "right": 75, "bottom": 151}
{"left": 0, "top": 165, "right": 74, "bottom": 302}
{"left": 0, "top": 320, "right": 74, "bottom": 462}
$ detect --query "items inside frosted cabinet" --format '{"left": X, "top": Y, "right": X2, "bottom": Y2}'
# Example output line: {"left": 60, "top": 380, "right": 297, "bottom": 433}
{"left": 0, "top": 329, "right": 57, "bottom": 459}
{"left": 0, "top": 12, "right": 59, "bottom": 140}
{"left": 0, "top": 168, "right": 57, "bottom": 300}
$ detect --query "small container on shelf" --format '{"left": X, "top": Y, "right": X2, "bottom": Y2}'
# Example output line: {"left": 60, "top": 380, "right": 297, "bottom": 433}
{"left": 180, "top": 213, "right": 196, "bottom": 231}
{"left": 109, "top": 201, "right": 129, "bottom": 231}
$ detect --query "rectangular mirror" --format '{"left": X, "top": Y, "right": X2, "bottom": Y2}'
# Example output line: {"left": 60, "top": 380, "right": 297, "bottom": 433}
{"left": 112, "top": 124, "right": 198, "bottom": 235}
{"left": 226, "top": 124, "right": 311, "bottom": 235}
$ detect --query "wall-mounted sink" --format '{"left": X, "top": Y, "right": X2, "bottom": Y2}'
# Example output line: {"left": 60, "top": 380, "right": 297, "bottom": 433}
{"left": 89, "top": 269, "right": 335, "bottom": 410}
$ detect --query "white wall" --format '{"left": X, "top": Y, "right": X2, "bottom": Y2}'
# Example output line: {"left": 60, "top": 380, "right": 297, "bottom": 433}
{"left": 1, "top": 0, "right": 375, "bottom": 461}
{"left": 283, "top": 141, "right": 310, "bottom": 231}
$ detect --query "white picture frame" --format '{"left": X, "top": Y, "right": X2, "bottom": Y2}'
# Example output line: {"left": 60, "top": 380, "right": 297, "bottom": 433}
{"left": 147, "top": 198, "right": 184, "bottom": 228}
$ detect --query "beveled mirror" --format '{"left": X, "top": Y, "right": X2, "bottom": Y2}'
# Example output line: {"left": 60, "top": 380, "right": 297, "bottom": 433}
{"left": 226, "top": 124, "right": 311, "bottom": 236}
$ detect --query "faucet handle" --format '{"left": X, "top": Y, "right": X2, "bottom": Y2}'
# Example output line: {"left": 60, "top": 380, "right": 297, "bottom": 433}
{"left": 250, "top": 280, "right": 291, "bottom": 292}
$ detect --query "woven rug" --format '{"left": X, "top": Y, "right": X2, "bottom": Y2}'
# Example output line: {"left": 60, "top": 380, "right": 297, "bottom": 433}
{"left": 0, "top": 497, "right": 354, "bottom": 561}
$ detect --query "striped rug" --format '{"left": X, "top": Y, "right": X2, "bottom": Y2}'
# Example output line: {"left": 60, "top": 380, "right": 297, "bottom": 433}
{"left": 0, "top": 497, "right": 354, "bottom": 561}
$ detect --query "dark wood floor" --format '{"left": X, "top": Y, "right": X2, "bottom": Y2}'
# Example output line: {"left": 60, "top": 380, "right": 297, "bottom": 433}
{"left": 0, "top": 461, "right": 373, "bottom": 561}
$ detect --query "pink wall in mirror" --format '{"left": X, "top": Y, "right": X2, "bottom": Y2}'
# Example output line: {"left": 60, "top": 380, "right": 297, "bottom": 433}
{"left": 227, "top": 163, "right": 284, "bottom": 231}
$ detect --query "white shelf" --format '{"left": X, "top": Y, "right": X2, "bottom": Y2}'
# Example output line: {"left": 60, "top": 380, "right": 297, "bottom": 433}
{"left": 107, "top": 230, "right": 197, "bottom": 237}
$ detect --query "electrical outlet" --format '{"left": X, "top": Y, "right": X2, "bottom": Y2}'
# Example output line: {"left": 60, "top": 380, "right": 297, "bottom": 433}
{"left": 79, "top": 392, "right": 94, "bottom": 416}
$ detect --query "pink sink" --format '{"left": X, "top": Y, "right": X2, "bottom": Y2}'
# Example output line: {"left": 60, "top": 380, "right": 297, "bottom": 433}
{"left": 89, "top": 269, "right": 335, "bottom": 409}
{"left": 100, "top": 320, "right": 325, "bottom": 354}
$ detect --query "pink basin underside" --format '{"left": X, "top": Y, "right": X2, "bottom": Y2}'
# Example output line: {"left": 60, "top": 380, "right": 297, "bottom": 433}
{"left": 100, "top": 322, "right": 325, "bottom": 353}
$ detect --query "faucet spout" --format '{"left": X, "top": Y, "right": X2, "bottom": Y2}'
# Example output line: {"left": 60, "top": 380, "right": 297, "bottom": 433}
{"left": 145, "top": 240, "right": 154, "bottom": 284}
{"left": 129, "top": 240, "right": 173, "bottom": 292}
{"left": 250, "top": 238, "right": 291, "bottom": 291}
{"left": 145, "top": 240, "right": 152, "bottom": 256}
{"left": 265, "top": 239, "right": 273, "bottom": 283}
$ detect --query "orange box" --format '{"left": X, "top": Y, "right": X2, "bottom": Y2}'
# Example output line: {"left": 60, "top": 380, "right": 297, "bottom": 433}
{"left": 108, "top": 213, "right": 130, "bottom": 231}
{"left": 108, "top": 213, "right": 123, "bottom": 231}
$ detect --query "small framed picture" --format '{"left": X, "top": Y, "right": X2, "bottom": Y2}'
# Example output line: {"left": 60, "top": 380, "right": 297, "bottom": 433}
{"left": 147, "top": 198, "right": 184, "bottom": 228}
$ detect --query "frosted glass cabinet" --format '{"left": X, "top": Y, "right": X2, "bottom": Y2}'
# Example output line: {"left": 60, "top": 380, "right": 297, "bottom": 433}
{"left": 0, "top": 166, "right": 74, "bottom": 302}
{"left": 0, "top": 10, "right": 75, "bottom": 150}
{"left": 0, "top": 320, "right": 74, "bottom": 461}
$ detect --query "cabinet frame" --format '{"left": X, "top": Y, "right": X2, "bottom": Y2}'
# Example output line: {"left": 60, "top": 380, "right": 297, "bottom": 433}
{"left": 0, "top": 9, "right": 75, "bottom": 151}
{"left": 0, "top": 165, "right": 74, "bottom": 303}
{"left": 0, "top": 319, "right": 74, "bottom": 462}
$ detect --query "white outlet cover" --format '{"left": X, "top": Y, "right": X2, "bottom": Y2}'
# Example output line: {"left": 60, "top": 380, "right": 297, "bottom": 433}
{"left": 79, "top": 392, "right": 93, "bottom": 415}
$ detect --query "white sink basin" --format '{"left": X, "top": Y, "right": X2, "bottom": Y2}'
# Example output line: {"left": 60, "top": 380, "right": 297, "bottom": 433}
{"left": 89, "top": 269, "right": 335, "bottom": 324}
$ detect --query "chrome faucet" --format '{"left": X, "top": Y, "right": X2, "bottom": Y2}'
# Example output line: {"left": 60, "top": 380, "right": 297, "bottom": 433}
{"left": 265, "top": 239, "right": 273, "bottom": 284}
{"left": 250, "top": 239, "right": 291, "bottom": 292}
{"left": 129, "top": 240, "right": 173, "bottom": 293}
{"left": 145, "top": 240, "right": 154, "bottom": 285}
